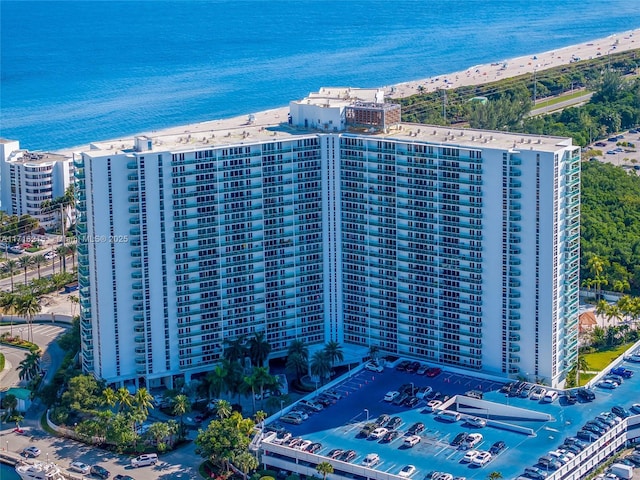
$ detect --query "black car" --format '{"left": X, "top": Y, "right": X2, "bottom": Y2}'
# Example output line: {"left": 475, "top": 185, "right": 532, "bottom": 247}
{"left": 91, "top": 465, "right": 111, "bottom": 479}
{"left": 576, "top": 429, "right": 599, "bottom": 442}
{"left": 406, "top": 361, "right": 421, "bottom": 373}
{"left": 490, "top": 440, "right": 506, "bottom": 454}
{"left": 565, "top": 390, "right": 578, "bottom": 405}
{"left": 583, "top": 423, "right": 604, "bottom": 435}
{"left": 407, "top": 422, "right": 425, "bottom": 435}
{"left": 375, "top": 414, "right": 390, "bottom": 426}
{"left": 357, "top": 423, "right": 376, "bottom": 438}
{"left": 393, "top": 392, "right": 409, "bottom": 405}
{"left": 114, "top": 476, "right": 134, "bottom": 480}
{"left": 611, "top": 405, "right": 630, "bottom": 418}
{"left": 404, "top": 396, "right": 419, "bottom": 408}
{"left": 327, "top": 449, "right": 343, "bottom": 459}
{"left": 381, "top": 430, "right": 400, "bottom": 443}
{"left": 314, "top": 396, "right": 333, "bottom": 407}
{"left": 386, "top": 416, "right": 402, "bottom": 430}
{"left": 306, "top": 442, "right": 322, "bottom": 453}
{"left": 339, "top": 450, "right": 356, "bottom": 462}
{"left": 396, "top": 360, "right": 411, "bottom": 371}
{"left": 576, "top": 388, "right": 595, "bottom": 401}
{"left": 450, "top": 432, "right": 468, "bottom": 447}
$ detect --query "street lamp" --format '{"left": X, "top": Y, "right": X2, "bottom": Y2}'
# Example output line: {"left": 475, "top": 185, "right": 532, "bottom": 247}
{"left": 5, "top": 440, "right": 8, "bottom": 453}
{"left": 19, "top": 327, "right": 24, "bottom": 341}
{"left": 364, "top": 409, "right": 369, "bottom": 422}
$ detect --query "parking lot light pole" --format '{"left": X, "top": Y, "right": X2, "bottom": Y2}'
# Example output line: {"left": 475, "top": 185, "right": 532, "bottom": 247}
{"left": 364, "top": 409, "right": 369, "bottom": 422}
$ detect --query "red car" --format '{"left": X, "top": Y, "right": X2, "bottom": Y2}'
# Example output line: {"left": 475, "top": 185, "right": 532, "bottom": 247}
{"left": 425, "top": 367, "right": 442, "bottom": 377}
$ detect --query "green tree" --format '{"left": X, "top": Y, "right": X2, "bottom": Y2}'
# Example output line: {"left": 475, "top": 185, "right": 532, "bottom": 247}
{"left": 316, "top": 462, "right": 334, "bottom": 480}
{"left": 17, "top": 255, "right": 32, "bottom": 285}
{"left": 2, "top": 259, "right": 17, "bottom": 292}
{"left": 148, "top": 421, "right": 171, "bottom": 452}
{"left": 115, "top": 386, "right": 133, "bottom": 412}
{"left": 15, "top": 293, "right": 41, "bottom": 343}
{"left": 248, "top": 331, "right": 271, "bottom": 367}
{"left": 233, "top": 451, "right": 259, "bottom": 480}
{"left": 195, "top": 411, "right": 255, "bottom": 472}
{"left": 172, "top": 393, "right": 191, "bottom": 438}
{"left": 102, "top": 387, "right": 117, "bottom": 408}
{"left": 105, "top": 412, "right": 137, "bottom": 453}
{"left": 286, "top": 340, "right": 309, "bottom": 383}
{"left": 18, "top": 349, "right": 41, "bottom": 382}
{"left": 3, "top": 394, "right": 18, "bottom": 415}
{"left": 133, "top": 387, "right": 155, "bottom": 417}
{"left": 487, "top": 473, "right": 503, "bottom": 480}
{"left": 323, "top": 341, "right": 344, "bottom": 369}
{"left": 0, "top": 291, "right": 18, "bottom": 335}
{"left": 204, "top": 365, "right": 227, "bottom": 400}
{"left": 60, "top": 374, "right": 100, "bottom": 412}
{"left": 310, "top": 350, "right": 331, "bottom": 383}
{"left": 215, "top": 399, "right": 233, "bottom": 419}
{"left": 224, "top": 336, "right": 247, "bottom": 364}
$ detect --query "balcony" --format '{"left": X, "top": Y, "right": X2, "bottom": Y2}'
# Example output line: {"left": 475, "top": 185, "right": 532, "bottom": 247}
{"left": 508, "top": 322, "right": 521, "bottom": 331}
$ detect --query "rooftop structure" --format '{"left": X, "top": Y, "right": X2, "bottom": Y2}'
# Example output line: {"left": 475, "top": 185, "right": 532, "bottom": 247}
{"left": 76, "top": 88, "right": 579, "bottom": 390}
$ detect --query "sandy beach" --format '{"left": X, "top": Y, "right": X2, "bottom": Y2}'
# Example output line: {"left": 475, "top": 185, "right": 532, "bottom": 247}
{"left": 61, "top": 28, "right": 640, "bottom": 154}
{"left": 387, "top": 28, "right": 640, "bottom": 98}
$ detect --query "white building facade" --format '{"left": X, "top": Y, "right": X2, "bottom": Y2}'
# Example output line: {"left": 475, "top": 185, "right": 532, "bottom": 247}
{"left": 1, "top": 139, "right": 74, "bottom": 230}
{"left": 76, "top": 97, "right": 579, "bottom": 389}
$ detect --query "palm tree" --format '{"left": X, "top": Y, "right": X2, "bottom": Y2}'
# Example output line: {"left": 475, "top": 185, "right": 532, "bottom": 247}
{"left": 255, "top": 410, "right": 267, "bottom": 427}
{"left": 172, "top": 394, "right": 191, "bottom": 438}
{"left": 311, "top": 350, "right": 331, "bottom": 383}
{"left": 222, "top": 358, "right": 244, "bottom": 404}
{"left": 133, "top": 387, "right": 155, "bottom": 417}
{"left": 31, "top": 254, "right": 47, "bottom": 279}
{"left": 576, "top": 355, "right": 590, "bottom": 385}
{"left": 324, "top": 340, "right": 344, "bottom": 369}
{"left": 224, "top": 336, "right": 247, "bottom": 364}
{"left": 115, "top": 386, "right": 133, "bottom": 412}
{"left": 102, "top": 387, "right": 117, "bottom": 408}
{"left": 233, "top": 451, "right": 259, "bottom": 480}
{"left": 67, "top": 243, "right": 77, "bottom": 271}
{"left": 248, "top": 331, "right": 271, "bottom": 367}
{"left": 288, "top": 339, "right": 309, "bottom": 360}
{"left": 0, "top": 291, "right": 18, "bottom": 336}
{"left": 56, "top": 245, "right": 70, "bottom": 273}
{"left": 316, "top": 461, "right": 334, "bottom": 480}
{"left": 205, "top": 365, "right": 227, "bottom": 400}
{"left": 16, "top": 294, "right": 41, "bottom": 343}
{"left": 368, "top": 345, "right": 380, "bottom": 362}
{"left": 18, "top": 349, "right": 41, "bottom": 381}
{"left": 3, "top": 259, "right": 17, "bottom": 292}
{"left": 17, "top": 255, "right": 32, "bottom": 285}
{"left": 286, "top": 352, "right": 308, "bottom": 384}
{"left": 215, "top": 399, "right": 232, "bottom": 419}
{"left": 246, "top": 366, "right": 277, "bottom": 412}
{"left": 487, "top": 473, "right": 503, "bottom": 480}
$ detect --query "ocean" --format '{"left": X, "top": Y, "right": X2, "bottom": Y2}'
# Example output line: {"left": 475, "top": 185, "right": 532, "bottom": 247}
{"left": 1, "top": 0, "right": 640, "bottom": 151}
{"left": 0, "top": 463, "right": 20, "bottom": 480}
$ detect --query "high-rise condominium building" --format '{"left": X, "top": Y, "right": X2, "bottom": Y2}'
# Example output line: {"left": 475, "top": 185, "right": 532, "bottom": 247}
{"left": 76, "top": 88, "right": 579, "bottom": 389}
{"left": 1, "top": 139, "right": 74, "bottom": 230}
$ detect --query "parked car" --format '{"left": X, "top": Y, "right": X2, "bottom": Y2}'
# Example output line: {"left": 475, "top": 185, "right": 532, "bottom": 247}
{"left": 524, "top": 466, "right": 548, "bottom": 479}
{"left": 425, "top": 367, "right": 442, "bottom": 377}
{"left": 322, "top": 390, "right": 342, "bottom": 400}
{"left": 423, "top": 400, "right": 442, "bottom": 412}
{"left": 381, "top": 430, "right": 401, "bottom": 443}
{"left": 131, "top": 453, "right": 158, "bottom": 468}
{"left": 596, "top": 379, "right": 618, "bottom": 389}
{"left": 396, "top": 360, "right": 411, "bottom": 371}
{"left": 576, "top": 388, "right": 596, "bottom": 401}
{"left": 69, "top": 462, "right": 91, "bottom": 475}
{"left": 611, "top": 405, "right": 630, "bottom": 418}
{"left": 91, "top": 465, "right": 111, "bottom": 479}
{"left": 630, "top": 403, "right": 640, "bottom": 415}
{"left": 472, "top": 451, "right": 492, "bottom": 466}
{"left": 369, "top": 427, "right": 388, "bottom": 440}
{"left": 374, "top": 413, "right": 390, "bottom": 426}
{"left": 564, "top": 390, "right": 578, "bottom": 405}
{"left": 537, "top": 456, "right": 561, "bottom": 470}
{"left": 576, "top": 429, "right": 600, "bottom": 441}
{"left": 299, "top": 400, "right": 322, "bottom": 412}
{"left": 489, "top": 441, "right": 506, "bottom": 454}
{"left": 595, "top": 142, "right": 608, "bottom": 147}
{"left": 519, "top": 383, "right": 534, "bottom": 398}
{"left": 362, "top": 453, "right": 380, "bottom": 467}
{"left": 406, "top": 361, "right": 421, "bottom": 373}
{"left": 462, "top": 433, "right": 483, "bottom": 450}
{"left": 384, "top": 391, "right": 400, "bottom": 402}
{"left": 357, "top": 423, "right": 377, "bottom": 438}
{"left": 416, "top": 386, "right": 433, "bottom": 399}
{"left": 22, "top": 446, "right": 41, "bottom": 458}
{"left": 604, "top": 374, "right": 624, "bottom": 385}
{"left": 542, "top": 391, "right": 559, "bottom": 403}
{"left": 306, "top": 442, "right": 322, "bottom": 453}
{"left": 461, "top": 450, "right": 480, "bottom": 463}
{"left": 403, "top": 435, "right": 421, "bottom": 448}
{"left": 398, "top": 465, "right": 416, "bottom": 478}
{"left": 393, "top": 392, "right": 409, "bottom": 406}
{"left": 339, "top": 450, "right": 357, "bottom": 462}
{"left": 451, "top": 432, "right": 468, "bottom": 447}
{"left": 417, "top": 363, "right": 429, "bottom": 375}
{"left": 365, "top": 361, "right": 384, "bottom": 373}
{"left": 404, "top": 396, "right": 419, "bottom": 408}
{"left": 407, "top": 422, "right": 425, "bottom": 435}
{"left": 280, "top": 414, "right": 302, "bottom": 425}
{"left": 610, "top": 367, "right": 634, "bottom": 378}
{"left": 530, "top": 387, "right": 547, "bottom": 400}
{"left": 465, "top": 416, "right": 486, "bottom": 428}
{"left": 386, "top": 416, "right": 402, "bottom": 430}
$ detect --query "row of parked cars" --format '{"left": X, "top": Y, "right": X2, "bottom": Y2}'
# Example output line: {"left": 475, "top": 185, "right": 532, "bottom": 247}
{"left": 395, "top": 360, "right": 442, "bottom": 377}
{"left": 501, "top": 380, "right": 597, "bottom": 404}
{"left": 279, "top": 390, "right": 342, "bottom": 425}
{"left": 518, "top": 406, "right": 635, "bottom": 479}
{"left": 597, "top": 367, "right": 634, "bottom": 390}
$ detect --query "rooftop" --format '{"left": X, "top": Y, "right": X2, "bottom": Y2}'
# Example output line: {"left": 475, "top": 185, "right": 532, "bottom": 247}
{"left": 263, "top": 354, "right": 640, "bottom": 480}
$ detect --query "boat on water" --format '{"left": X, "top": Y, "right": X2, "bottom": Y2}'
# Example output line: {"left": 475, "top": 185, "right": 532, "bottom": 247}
{"left": 15, "top": 462, "right": 65, "bottom": 480}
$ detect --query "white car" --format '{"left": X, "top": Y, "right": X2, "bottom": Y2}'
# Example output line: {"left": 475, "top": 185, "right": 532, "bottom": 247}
{"left": 399, "top": 465, "right": 416, "bottom": 477}
{"left": 365, "top": 361, "right": 384, "bottom": 373}
{"left": 462, "top": 433, "right": 483, "bottom": 449}
{"left": 369, "top": 427, "right": 388, "bottom": 440}
{"left": 530, "top": 387, "right": 547, "bottom": 400}
{"left": 542, "top": 391, "right": 559, "bottom": 402}
{"left": 462, "top": 449, "right": 480, "bottom": 463}
{"left": 295, "top": 440, "right": 312, "bottom": 451}
{"left": 69, "top": 462, "right": 91, "bottom": 474}
{"left": 299, "top": 400, "right": 322, "bottom": 412}
{"left": 416, "top": 386, "right": 433, "bottom": 399}
{"left": 465, "top": 416, "right": 486, "bottom": 428}
{"left": 44, "top": 251, "right": 57, "bottom": 260}
{"left": 596, "top": 380, "right": 618, "bottom": 390}
{"left": 22, "top": 446, "right": 41, "bottom": 458}
{"left": 403, "top": 435, "right": 421, "bottom": 447}
{"left": 384, "top": 391, "right": 400, "bottom": 402}
{"left": 362, "top": 453, "right": 380, "bottom": 467}
{"left": 472, "top": 451, "right": 492, "bottom": 466}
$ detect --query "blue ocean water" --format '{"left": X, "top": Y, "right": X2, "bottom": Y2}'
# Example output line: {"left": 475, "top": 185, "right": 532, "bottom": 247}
{"left": 1, "top": 0, "right": 639, "bottom": 151}
{"left": 0, "top": 463, "right": 20, "bottom": 480}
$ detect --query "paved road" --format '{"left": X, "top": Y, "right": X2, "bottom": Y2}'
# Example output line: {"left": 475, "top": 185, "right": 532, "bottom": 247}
{"left": 529, "top": 92, "right": 594, "bottom": 116}
{"left": 0, "top": 254, "right": 74, "bottom": 293}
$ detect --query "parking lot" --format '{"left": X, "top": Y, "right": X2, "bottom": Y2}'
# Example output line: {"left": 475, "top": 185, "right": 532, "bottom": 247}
{"left": 265, "top": 356, "right": 640, "bottom": 479}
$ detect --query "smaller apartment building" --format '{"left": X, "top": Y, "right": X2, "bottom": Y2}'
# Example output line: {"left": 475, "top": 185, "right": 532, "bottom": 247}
{"left": 0, "top": 139, "right": 74, "bottom": 230}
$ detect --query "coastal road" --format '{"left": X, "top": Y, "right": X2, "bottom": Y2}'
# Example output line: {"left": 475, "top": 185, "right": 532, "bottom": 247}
{"left": 529, "top": 92, "right": 594, "bottom": 117}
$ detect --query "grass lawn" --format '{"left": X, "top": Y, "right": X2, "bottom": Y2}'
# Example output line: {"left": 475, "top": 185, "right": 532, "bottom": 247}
{"left": 579, "top": 373, "right": 596, "bottom": 386}
{"left": 582, "top": 343, "right": 635, "bottom": 371}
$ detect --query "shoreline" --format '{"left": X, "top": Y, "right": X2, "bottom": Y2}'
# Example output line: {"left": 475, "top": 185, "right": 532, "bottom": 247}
{"left": 61, "top": 28, "right": 640, "bottom": 154}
